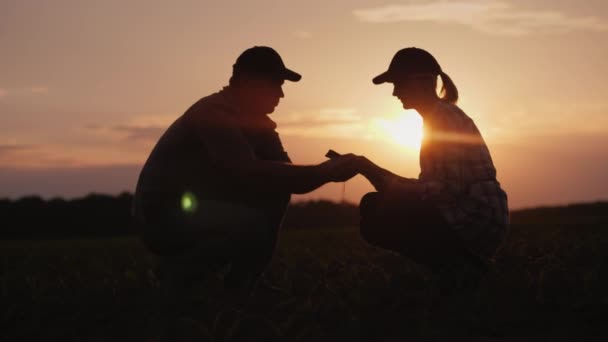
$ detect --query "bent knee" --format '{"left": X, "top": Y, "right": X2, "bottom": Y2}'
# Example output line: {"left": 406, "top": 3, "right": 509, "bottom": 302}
{"left": 360, "top": 192, "right": 380, "bottom": 216}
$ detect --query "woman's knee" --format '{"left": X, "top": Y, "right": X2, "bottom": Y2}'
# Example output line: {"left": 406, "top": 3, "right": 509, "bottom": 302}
{"left": 360, "top": 192, "right": 380, "bottom": 216}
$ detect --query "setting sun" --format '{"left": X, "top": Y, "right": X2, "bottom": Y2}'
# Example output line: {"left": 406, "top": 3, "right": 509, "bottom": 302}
{"left": 373, "top": 110, "right": 424, "bottom": 151}
{"left": 2, "top": 0, "right": 607, "bottom": 211}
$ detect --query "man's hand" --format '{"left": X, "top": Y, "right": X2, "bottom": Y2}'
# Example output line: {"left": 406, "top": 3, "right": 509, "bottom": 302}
{"left": 325, "top": 149, "right": 341, "bottom": 159}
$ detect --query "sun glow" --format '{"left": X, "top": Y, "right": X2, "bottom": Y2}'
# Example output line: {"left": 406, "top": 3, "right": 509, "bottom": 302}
{"left": 373, "top": 110, "right": 424, "bottom": 151}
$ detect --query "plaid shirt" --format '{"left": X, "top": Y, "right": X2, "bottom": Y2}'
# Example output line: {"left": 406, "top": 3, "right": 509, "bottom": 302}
{"left": 418, "top": 101, "right": 509, "bottom": 259}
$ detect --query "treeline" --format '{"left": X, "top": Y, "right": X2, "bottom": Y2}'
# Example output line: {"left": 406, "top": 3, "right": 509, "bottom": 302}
{"left": 0, "top": 193, "right": 359, "bottom": 239}
{"left": 510, "top": 201, "right": 608, "bottom": 225}
{"left": 0, "top": 193, "right": 135, "bottom": 239}
{"left": 1, "top": 193, "right": 607, "bottom": 239}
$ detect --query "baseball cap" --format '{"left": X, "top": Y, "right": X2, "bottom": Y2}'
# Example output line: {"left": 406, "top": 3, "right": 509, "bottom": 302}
{"left": 233, "top": 46, "right": 301, "bottom": 82}
{"left": 372, "top": 47, "right": 441, "bottom": 84}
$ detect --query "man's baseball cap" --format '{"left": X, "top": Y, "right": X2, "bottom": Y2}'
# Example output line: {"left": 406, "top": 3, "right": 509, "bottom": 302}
{"left": 233, "top": 46, "right": 301, "bottom": 82}
{"left": 372, "top": 47, "right": 441, "bottom": 85}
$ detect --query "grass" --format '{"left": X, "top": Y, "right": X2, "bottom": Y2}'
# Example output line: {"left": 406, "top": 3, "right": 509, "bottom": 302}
{"left": 1, "top": 225, "right": 608, "bottom": 341}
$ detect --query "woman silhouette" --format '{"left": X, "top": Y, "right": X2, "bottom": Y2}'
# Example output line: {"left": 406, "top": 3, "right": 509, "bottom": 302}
{"left": 356, "top": 47, "right": 509, "bottom": 274}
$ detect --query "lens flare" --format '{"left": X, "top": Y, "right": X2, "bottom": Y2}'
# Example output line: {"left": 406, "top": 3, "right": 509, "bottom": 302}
{"left": 181, "top": 191, "right": 198, "bottom": 213}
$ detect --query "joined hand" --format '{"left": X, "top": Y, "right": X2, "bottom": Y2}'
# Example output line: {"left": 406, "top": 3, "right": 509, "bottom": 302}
{"left": 319, "top": 153, "right": 362, "bottom": 182}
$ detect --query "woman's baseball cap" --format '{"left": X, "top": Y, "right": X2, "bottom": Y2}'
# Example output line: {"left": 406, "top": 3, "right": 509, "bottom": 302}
{"left": 372, "top": 47, "right": 441, "bottom": 84}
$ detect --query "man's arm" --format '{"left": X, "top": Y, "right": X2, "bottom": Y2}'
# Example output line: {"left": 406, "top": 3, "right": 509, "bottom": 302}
{"left": 190, "top": 111, "right": 355, "bottom": 194}
{"left": 212, "top": 151, "right": 363, "bottom": 194}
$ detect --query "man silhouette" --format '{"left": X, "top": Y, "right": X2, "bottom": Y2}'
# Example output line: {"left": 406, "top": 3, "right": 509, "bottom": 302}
{"left": 133, "top": 46, "right": 358, "bottom": 301}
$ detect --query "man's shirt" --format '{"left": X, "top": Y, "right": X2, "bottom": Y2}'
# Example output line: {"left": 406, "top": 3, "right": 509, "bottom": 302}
{"left": 135, "top": 87, "right": 291, "bottom": 210}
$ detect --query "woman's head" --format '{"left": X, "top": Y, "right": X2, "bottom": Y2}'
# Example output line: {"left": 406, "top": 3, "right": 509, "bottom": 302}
{"left": 373, "top": 47, "right": 458, "bottom": 110}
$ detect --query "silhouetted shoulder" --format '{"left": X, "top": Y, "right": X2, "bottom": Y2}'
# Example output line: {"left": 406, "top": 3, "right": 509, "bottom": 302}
{"left": 432, "top": 101, "right": 477, "bottom": 131}
{"left": 182, "top": 90, "right": 240, "bottom": 129}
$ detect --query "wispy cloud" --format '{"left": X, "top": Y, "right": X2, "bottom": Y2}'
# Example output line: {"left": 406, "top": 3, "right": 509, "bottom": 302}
{"left": 29, "top": 86, "right": 49, "bottom": 94}
{"left": 278, "top": 108, "right": 361, "bottom": 128}
{"left": 0, "top": 144, "right": 33, "bottom": 155}
{"left": 112, "top": 125, "right": 165, "bottom": 143}
{"left": 1, "top": 113, "right": 174, "bottom": 169}
{"left": 84, "top": 114, "right": 174, "bottom": 143}
{"left": 294, "top": 30, "right": 313, "bottom": 39}
{"left": 0, "top": 138, "right": 151, "bottom": 169}
{"left": 0, "top": 86, "right": 50, "bottom": 98}
{"left": 353, "top": 1, "right": 608, "bottom": 36}
{"left": 276, "top": 107, "right": 369, "bottom": 138}
{"left": 0, "top": 144, "right": 82, "bottom": 169}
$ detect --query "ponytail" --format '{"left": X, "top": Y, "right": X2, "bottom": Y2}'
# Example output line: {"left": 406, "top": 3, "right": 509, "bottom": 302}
{"left": 439, "top": 71, "right": 458, "bottom": 104}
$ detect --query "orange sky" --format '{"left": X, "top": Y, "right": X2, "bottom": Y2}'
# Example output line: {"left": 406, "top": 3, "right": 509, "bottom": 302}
{"left": 1, "top": 0, "right": 608, "bottom": 209}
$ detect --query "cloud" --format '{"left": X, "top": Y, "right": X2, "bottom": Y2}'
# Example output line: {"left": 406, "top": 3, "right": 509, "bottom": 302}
{"left": 294, "top": 30, "right": 312, "bottom": 39}
{"left": 0, "top": 144, "right": 33, "bottom": 155}
{"left": 279, "top": 119, "right": 361, "bottom": 129}
{"left": 509, "top": 102, "right": 608, "bottom": 135}
{"left": 276, "top": 108, "right": 362, "bottom": 128}
{"left": 112, "top": 125, "right": 165, "bottom": 143}
{"left": 353, "top": 1, "right": 608, "bottom": 36}
{"left": 29, "top": 86, "right": 49, "bottom": 94}
{"left": 0, "top": 86, "right": 49, "bottom": 98}
{"left": 83, "top": 114, "right": 174, "bottom": 144}
{"left": 0, "top": 144, "right": 82, "bottom": 169}
{"left": 276, "top": 108, "right": 369, "bottom": 138}
{"left": 83, "top": 123, "right": 103, "bottom": 130}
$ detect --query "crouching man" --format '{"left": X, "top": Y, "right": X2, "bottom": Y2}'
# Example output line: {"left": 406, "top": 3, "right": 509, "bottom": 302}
{"left": 133, "top": 46, "right": 358, "bottom": 304}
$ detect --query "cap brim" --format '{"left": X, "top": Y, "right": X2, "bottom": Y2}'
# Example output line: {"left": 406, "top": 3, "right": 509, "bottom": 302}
{"left": 372, "top": 71, "right": 391, "bottom": 85}
{"left": 282, "top": 68, "right": 301, "bottom": 82}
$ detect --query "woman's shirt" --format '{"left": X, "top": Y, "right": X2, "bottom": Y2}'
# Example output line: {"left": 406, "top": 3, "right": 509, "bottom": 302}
{"left": 418, "top": 101, "right": 509, "bottom": 258}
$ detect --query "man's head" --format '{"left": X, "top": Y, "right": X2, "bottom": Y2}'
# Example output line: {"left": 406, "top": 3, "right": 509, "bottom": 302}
{"left": 230, "top": 46, "right": 301, "bottom": 114}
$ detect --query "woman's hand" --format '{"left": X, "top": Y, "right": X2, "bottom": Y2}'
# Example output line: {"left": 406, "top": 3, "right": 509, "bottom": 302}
{"left": 317, "top": 153, "right": 417, "bottom": 193}
{"left": 356, "top": 156, "right": 392, "bottom": 191}
{"left": 356, "top": 156, "right": 419, "bottom": 192}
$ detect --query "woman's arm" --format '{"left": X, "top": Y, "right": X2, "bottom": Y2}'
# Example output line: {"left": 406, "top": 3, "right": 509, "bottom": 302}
{"left": 357, "top": 156, "right": 421, "bottom": 193}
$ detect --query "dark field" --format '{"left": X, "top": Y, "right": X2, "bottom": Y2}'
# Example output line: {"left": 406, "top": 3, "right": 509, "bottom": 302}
{"left": 2, "top": 223, "right": 608, "bottom": 341}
